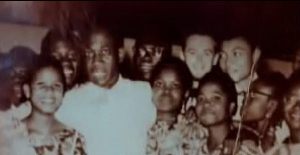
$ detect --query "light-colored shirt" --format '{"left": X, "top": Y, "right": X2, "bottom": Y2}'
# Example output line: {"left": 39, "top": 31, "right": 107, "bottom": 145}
{"left": 233, "top": 73, "right": 258, "bottom": 121}
{"left": 55, "top": 76, "right": 156, "bottom": 155}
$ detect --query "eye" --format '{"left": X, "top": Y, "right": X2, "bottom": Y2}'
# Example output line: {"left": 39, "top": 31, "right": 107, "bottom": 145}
{"left": 153, "top": 81, "right": 163, "bottom": 88}
{"left": 171, "top": 83, "right": 182, "bottom": 89}
{"left": 233, "top": 51, "right": 241, "bottom": 57}
{"left": 101, "top": 47, "right": 111, "bottom": 55}
{"left": 187, "top": 49, "right": 196, "bottom": 55}
{"left": 211, "top": 95, "right": 222, "bottom": 101}
{"left": 204, "top": 50, "right": 212, "bottom": 56}
{"left": 197, "top": 95, "right": 206, "bottom": 104}
{"left": 53, "top": 83, "right": 63, "bottom": 90}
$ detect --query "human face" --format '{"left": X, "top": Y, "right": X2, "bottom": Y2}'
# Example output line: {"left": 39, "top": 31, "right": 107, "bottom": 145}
{"left": 152, "top": 68, "right": 184, "bottom": 113}
{"left": 85, "top": 32, "right": 119, "bottom": 88}
{"left": 196, "top": 83, "right": 230, "bottom": 127}
{"left": 219, "top": 38, "right": 253, "bottom": 82}
{"left": 242, "top": 81, "right": 274, "bottom": 121}
{"left": 51, "top": 41, "right": 79, "bottom": 88}
{"left": 184, "top": 35, "right": 215, "bottom": 79}
{"left": 10, "top": 65, "right": 29, "bottom": 102}
{"left": 284, "top": 85, "right": 300, "bottom": 131}
{"left": 30, "top": 67, "right": 64, "bottom": 114}
{"left": 293, "top": 50, "right": 300, "bottom": 71}
{"left": 136, "top": 44, "right": 164, "bottom": 80}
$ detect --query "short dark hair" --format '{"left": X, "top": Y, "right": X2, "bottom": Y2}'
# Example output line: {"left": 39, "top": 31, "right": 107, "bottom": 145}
{"left": 8, "top": 46, "right": 37, "bottom": 69}
{"left": 181, "top": 26, "right": 217, "bottom": 50}
{"left": 27, "top": 56, "right": 66, "bottom": 93}
{"left": 221, "top": 30, "right": 259, "bottom": 52}
{"left": 198, "top": 68, "right": 238, "bottom": 116}
{"left": 149, "top": 57, "right": 193, "bottom": 92}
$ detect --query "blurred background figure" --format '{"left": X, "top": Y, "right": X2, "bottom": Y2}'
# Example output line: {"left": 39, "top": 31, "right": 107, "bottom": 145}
{"left": 134, "top": 25, "right": 170, "bottom": 81}
{"left": 293, "top": 48, "right": 300, "bottom": 71}
{"left": 41, "top": 29, "right": 85, "bottom": 90}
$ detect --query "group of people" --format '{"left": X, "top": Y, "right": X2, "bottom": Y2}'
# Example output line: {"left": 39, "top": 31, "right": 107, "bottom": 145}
{"left": 0, "top": 23, "right": 299, "bottom": 155}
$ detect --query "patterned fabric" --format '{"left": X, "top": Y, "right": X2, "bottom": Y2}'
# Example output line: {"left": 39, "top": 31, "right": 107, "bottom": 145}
{"left": 197, "top": 138, "right": 224, "bottom": 155}
{"left": 29, "top": 128, "right": 86, "bottom": 155}
{"left": 146, "top": 119, "right": 207, "bottom": 155}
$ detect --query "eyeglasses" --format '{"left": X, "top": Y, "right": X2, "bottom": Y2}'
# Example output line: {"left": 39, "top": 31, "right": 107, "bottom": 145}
{"left": 284, "top": 94, "right": 300, "bottom": 105}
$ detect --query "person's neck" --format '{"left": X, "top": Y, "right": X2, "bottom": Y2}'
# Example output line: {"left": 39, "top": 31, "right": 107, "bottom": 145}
{"left": 26, "top": 110, "right": 55, "bottom": 135}
{"left": 290, "top": 129, "right": 300, "bottom": 143}
{"left": 157, "top": 111, "right": 177, "bottom": 126}
{"left": 101, "top": 73, "right": 120, "bottom": 89}
{"left": 236, "top": 74, "right": 252, "bottom": 93}
{"left": 207, "top": 122, "right": 230, "bottom": 153}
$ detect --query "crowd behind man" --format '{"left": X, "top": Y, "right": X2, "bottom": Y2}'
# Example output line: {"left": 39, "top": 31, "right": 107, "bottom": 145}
{"left": 0, "top": 21, "right": 299, "bottom": 155}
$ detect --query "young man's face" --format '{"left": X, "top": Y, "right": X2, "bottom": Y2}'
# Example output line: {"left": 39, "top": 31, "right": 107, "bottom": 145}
{"left": 85, "top": 32, "right": 119, "bottom": 88}
{"left": 184, "top": 35, "right": 215, "bottom": 80}
{"left": 220, "top": 38, "right": 253, "bottom": 82}
{"left": 136, "top": 44, "right": 164, "bottom": 80}
{"left": 196, "top": 83, "right": 231, "bottom": 127}
{"left": 242, "top": 80, "right": 274, "bottom": 121}
{"left": 284, "top": 85, "right": 300, "bottom": 130}
{"left": 51, "top": 41, "right": 80, "bottom": 88}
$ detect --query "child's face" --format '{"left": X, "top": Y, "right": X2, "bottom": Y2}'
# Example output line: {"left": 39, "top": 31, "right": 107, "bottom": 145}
{"left": 184, "top": 35, "right": 215, "bottom": 79}
{"left": 284, "top": 85, "right": 300, "bottom": 131}
{"left": 219, "top": 38, "right": 253, "bottom": 82}
{"left": 152, "top": 68, "right": 184, "bottom": 113}
{"left": 242, "top": 81, "right": 274, "bottom": 121}
{"left": 30, "top": 67, "right": 64, "bottom": 114}
{"left": 196, "top": 82, "right": 230, "bottom": 127}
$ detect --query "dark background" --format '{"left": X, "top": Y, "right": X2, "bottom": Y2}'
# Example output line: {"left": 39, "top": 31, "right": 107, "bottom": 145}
{"left": 1, "top": 1, "right": 299, "bottom": 61}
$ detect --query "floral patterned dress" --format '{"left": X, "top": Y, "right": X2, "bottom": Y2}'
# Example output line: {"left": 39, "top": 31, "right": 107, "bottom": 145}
{"left": 28, "top": 128, "right": 86, "bottom": 155}
{"left": 146, "top": 116, "right": 207, "bottom": 155}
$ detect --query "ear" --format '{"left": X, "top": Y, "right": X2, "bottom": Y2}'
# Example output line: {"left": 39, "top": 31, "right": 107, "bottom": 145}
{"left": 118, "top": 48, "right": 126, "bottom": 63}
{"left": 265, "top": 100, "right": 278, "bottom": 119}
{"left": 23, "top": 84, "right": 30, "bottom": 99}
{"left": 213, "top": 53, "right": 220, "bottom": 66}
{"left": 252, "top": 47, "right": 261, "bottom": 66}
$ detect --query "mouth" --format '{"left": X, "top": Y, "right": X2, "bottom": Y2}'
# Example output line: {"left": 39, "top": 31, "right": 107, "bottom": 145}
{"left": 41, "top": 99, "right": 55, "bottom": 105}
{"left": 140, "top": 63, "right": 153, "bottom": 72}
{"left": 63, "top": 68, "right": 74, "bottom": 78}
{"left": 290, "top": 113, "right": 300, "bottom": 120}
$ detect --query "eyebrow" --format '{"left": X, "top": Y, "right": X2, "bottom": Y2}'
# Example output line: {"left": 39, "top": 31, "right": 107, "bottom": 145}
{"left": 233, "top": 47, "right": 247, "bottom": 52}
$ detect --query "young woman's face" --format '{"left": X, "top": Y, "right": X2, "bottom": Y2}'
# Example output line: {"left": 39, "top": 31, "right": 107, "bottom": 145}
{"left": 30, "top": 67, "right": 64, "bottom": 115}
{"left": 284, "top": 85, "right": 300, "bottom": 131}
{"left": 152, "top": 68, "right": 184, "bottom": 113}
{"left": 196, "top": 83, "right": 231, "bottom": 127}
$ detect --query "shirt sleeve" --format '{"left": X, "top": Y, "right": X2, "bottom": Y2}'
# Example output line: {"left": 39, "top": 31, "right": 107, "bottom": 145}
{"left": 55, "top": 91, "right": 79, "bottom": 129}
{"left": 141, "top": 82, "right": 157, "bottom": 130}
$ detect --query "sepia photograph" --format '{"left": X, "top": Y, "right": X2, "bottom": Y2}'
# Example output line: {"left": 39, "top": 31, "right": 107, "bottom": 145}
{"left": 0, "top": 1, "right": 299, "bottom": 155}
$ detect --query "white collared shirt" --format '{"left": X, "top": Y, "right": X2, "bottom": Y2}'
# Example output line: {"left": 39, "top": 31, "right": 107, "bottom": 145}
{"left": 55, "top": 76, "right": 156, "bottom": 155}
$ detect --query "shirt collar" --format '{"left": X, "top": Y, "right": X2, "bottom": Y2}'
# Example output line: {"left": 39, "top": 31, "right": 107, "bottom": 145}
{"left": 85, "top": 74, "right": 123, "bottom": 92}
{"left": 235, "top": 72, "right": 258, "bottom": 94}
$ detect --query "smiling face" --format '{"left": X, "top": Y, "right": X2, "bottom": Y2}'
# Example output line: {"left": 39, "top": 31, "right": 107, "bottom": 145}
{"left": 284, "top": 84, "right": 300, "bottom": 131}
{"left": 184, "top": 35, "right": 215, "bottom": 79}
{"left": 51, "top": 41, "right": 80, "bottom": 88}
{"left": 85, "top": 32, "right": 119, "bottom": 88}
{"left": 30, "top": 67, "right": 64, "bottom": 115}
{"left": 136, "top": 44, "right": 164, "bottom": 80}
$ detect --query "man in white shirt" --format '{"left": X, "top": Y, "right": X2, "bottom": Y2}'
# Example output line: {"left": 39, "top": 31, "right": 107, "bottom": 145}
{"left": 55, "top": 27, "right": 156, "bottom": 155}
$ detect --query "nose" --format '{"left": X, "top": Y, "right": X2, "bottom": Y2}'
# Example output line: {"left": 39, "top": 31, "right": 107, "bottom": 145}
{"left": 141, "top": 51, "right": 152, "bottom": 63}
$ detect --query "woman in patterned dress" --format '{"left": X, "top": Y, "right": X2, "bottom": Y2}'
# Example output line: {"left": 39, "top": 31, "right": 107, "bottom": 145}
{"left": 146, "top": 57, "right": 207, "bottom": 155}
{"left": 20, "top": 57, "right": 86, "bottom": 155}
